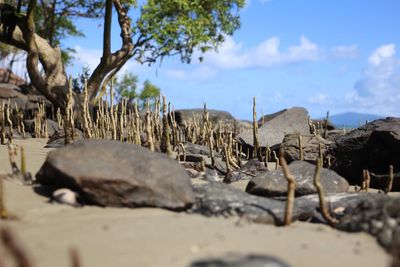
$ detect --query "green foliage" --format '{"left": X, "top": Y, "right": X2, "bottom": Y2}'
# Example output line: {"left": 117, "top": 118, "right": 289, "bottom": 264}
{"left": 134, "top": 0, "right": 245, "bottom": 64}
{"left": 72, "top": 65, "right": 91, "bottom": 93}
{"left": 139, "top": 80, "right": 160, "bottom": 100}
{"left": 114, "top": 71, "right": 139, "bottom": 102}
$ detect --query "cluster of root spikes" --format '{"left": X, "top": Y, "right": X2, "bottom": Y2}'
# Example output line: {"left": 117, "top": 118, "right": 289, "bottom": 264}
{"left": 1, "top": 85, "right": 397, "bottom": 227}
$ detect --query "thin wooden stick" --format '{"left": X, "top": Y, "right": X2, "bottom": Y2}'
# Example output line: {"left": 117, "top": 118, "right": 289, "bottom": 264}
{"left": 280, "top": 150, "right": 296, "bottom": 226}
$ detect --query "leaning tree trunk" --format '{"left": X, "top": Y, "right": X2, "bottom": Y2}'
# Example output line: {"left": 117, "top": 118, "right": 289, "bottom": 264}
{"left": 0, "top": 0, "right": 69, "bottom": 110}
{"left": 0, "top": 0, "right": 138, "bottom": 111}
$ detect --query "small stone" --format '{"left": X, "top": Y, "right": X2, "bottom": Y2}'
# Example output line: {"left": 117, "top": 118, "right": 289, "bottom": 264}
{"left": 52, "top": 188, "right": 81, "bottom": 207}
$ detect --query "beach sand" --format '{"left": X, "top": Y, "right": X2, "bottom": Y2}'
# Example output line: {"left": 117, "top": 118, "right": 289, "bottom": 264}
{"left": 0, "top": 138, "right": 391, "bottom": 267}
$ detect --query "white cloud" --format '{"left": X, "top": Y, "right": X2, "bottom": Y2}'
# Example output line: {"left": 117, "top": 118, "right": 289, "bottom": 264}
{"left": 164, "top": 66, "right": 217, "bottom": 81}
{"left": 331, "top": 44, "right": 359, "bottom": 59}
{"left": 309, "top": 93, "right": 332, "bottom": 105}
{"left": 73, "top": 46, "right": 102, "bottom": 72}
{"left": 203, "top": 35, "right": 322, "bottom": 69}
{"left": 345, "top": 44, "right": 400, "bottom": 115}
{"left": 368, "top": 44, "right": 395, "bottom": 66}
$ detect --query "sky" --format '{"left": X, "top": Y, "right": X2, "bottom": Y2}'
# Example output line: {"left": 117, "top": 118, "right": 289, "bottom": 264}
{"left": 63, "top": 0, "right": 400, "bottom": 120}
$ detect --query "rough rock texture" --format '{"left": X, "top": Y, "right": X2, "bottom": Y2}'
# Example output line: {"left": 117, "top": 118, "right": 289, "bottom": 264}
{"left": 188, "top": 254, "right": 291, "bottom": 267}
{"left": 245, "top": 161, "right": 349, "bottom": 198}
{"left": 190, "top": 182, "right": 372, "bottom": 225}
{"left": 36, "top": 140, "right": 195, "bottom": 210}
{"left": 184, "top": 143, "right": 218, "bottom": 157}
{"left": 24, "top": 119, "right": 61, "bottom": 137}
{"left": 44, "top": 128, "right": 84, "bottom": 148}
{"left": 0, "top": 68, "right": 26, "bottom": 86}
{"left": 237, "top": 107, "right": 310, "bottom": 149}
{"left": 329, "top": 117, "right": 400, "bottom": 187}
{"left": 0, "top": 83, "right": 50, "bottom": 111}
{"left": 173, "top": 109, "right": 235, "bottom": 125}
{"left": 280, "top": 134, "right": 332, "bottom": 163}
{"left": 337, "top": 195, "right": 400, "bottom": 249}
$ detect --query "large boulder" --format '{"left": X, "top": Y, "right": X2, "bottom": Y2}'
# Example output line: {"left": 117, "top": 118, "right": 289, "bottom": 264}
{"left": 173, "top": 109, "right": 235, "bottom": 125}
{"left": 36, "top": 140, "right": 195, "bottom": 210}
{"left": 329, "top": 117, "right": 400, "bottom": 187}
{"left": 237, "top": 107, "right": 310, "bottom": 150}
{"left": 191, "top": 181, "right": 383, "bottom": 225}
{"left": 0, "top": 83, "right": 29, "bottom": 107}
{"left": 188, "top": 254, "right": 291, "bottom": 267}
{"left": 280, "top": 133, "right": 333, "bottom": 163}
{"left": 245, "top": 161, "right": 349, "bottom": 197}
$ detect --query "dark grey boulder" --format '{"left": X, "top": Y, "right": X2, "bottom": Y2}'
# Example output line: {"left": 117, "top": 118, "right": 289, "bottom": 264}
{"left": 237, "top": 107, "right": 310, "bottom": 149}
{"left": 280, "top": 134, "right": 332, "bottom": 163}
{"left": 173, "top": 109, "right": 235, "bottom": 125}
{"left": 190, "top": 182, "right": 380, "bottom": 225}
{"left": 329, "top": 117, "right": 400, "bottom": 187}
{"left": 245, "top": 161, "right": 349, "bottom": 197}
{"left": 36, "top": 140, "right": 195, "bottom": 210}
{"left": 44, "top": 128, "right": 84, "bottom": 148}
{"left": 188, "top": 254, "right": 291, "bottom": 267}
{"left": 337, "top": 194, "right": 400, "bottom": 250}
{"left": 24, "top": 119, "right": 61, "bottom": 136}
{"left": 185, "top": 143, "right": 214, "bottom": 157}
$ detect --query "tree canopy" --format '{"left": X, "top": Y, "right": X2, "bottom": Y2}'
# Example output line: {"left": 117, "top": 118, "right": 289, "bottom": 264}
{"left": 0, "top": 0, "right": 245, "bottom": 110}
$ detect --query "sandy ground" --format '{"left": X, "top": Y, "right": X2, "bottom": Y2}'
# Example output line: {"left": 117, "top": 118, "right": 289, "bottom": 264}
{"left": 0, "top": 138, "right": 392, "bottom": 267}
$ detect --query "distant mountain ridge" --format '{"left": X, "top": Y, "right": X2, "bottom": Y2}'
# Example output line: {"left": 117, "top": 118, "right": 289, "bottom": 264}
{"left": 326, "top": 112, "right": 386, "bottom": 128}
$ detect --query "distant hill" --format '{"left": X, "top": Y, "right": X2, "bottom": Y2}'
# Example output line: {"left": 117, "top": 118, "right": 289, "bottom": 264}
{"left": 328, "top": 112, "right": 386, "bottom": 128}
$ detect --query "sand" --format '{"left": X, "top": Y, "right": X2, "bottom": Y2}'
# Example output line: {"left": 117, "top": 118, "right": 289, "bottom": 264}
{"left": 0, "top": 138, "right": 391, "bottom": 267}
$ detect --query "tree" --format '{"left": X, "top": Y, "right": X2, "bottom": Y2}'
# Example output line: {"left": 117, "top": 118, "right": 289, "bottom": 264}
{"left": 139, "top": 79, "right": 160, "bottom": 109}
{"left": 72, "top": 65, "right": 91, "bottom": 93}
{"left": 33, "top": 0, "right": 105, "bottom": 65}
{"left": 0, "top": 0, "right": 245, "bottom": 112}
{"left": 114, "top": 71, "right": 138, "bottom": 103}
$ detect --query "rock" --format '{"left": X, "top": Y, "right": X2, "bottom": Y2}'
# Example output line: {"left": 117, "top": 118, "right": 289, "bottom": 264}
{"left": 0, "top": 83, "right": 29, "bottom": 107}
{"left": 258, "top": 108, "right": 288, "bottom": 126}
{"left": 24, "top": 119, "right": 61, "bottom": 136}
{"left": 45, "top": 128, "right": 84, "bottom": 148}
{"left": 184, "top": 143, "right": 217, "bottom": 157}
{"left": 36, "top": 140, "right": 195, "bottom": 210}
{"left": 52, "top": 188, "right": 81, "bottom": 207}
{"left": 240, "top": 159, "right": 268, "bottom": 175}
{"left": 190, "top": 182, "right": 381, "bottom": 225}
{"left": 188, "top": 254, "right": 291, "bottom": 267}
{"left": 245, "top": 161, "right": 349, "bottom": 198}
{"left": 237, "top": 107, "right": 310, "bottom": 151}
{"left": 280, "top": 134, "right": 332, "bottom": 163}
{"left": 173, "top": 109, "right": 235, "bottom": 125}
{"left": 0, "top": 68, "right": 26, "bottom": 86}
{"left": 329, "top": 117, "right": 400, "bottom": 187}
{"left": 337, "top": 194, "right": 400, "bottom": 250}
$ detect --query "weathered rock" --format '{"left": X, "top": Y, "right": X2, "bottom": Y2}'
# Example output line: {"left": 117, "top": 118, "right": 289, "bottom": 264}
{"left": 44, "top": 128, "right": 84, "bottom": 148}
{"left": 257, "top": 108, "right": 288, "bottom": 126}
{"left": 0, "top": 68, "right": 26, "bottom": 86}
{"left": 185, "top": 143, "right": 214, "bottom": 157}
{"left": 24, "top": 119, "right": 61, "bottom": 136}
{"left": 36, "top": 140, "right": 195, "bottom": 210}
{"left": 337, "top": 194, "right": 400, "bottom": 250}
{"left": 174, "top": 109, "right": 235, "bottom": 125}
{"left": 329, "top": 117, "right": 400, "bottom": 187}
{"left": 190, "top": 182, "right": 380, "bottom": 225}
{"left": 237, "top": 107, "right": 310, "bottom": 150}
{"left": 0, "top": 83, "right": 29, "bottom": 107}
{"left": 245, "top": 161, "right": 349, "bottom": 197}
{"left": 188, "top": 254, "right": 291, "bottom": 267}
{"left": 280, "top": 134, "right": 332, "bottom": 163}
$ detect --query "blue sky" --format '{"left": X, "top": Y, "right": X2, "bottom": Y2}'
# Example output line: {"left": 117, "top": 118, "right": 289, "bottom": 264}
{"left": 65, "top": 0, "right": 400, "bottom": 120}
